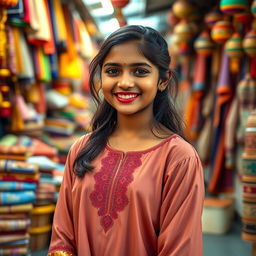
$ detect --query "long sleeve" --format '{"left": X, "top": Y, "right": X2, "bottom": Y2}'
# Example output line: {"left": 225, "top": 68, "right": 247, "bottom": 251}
{"left": 47, "top": 136, "right": 88, "bottom": 256}
{"left": 157, "top": 154, "right": 205, "bottom": 256}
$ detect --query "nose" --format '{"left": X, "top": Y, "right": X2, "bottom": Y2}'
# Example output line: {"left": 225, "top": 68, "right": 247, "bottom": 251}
{"left": 117, "top": 73, "right": 134, "bottom": 89}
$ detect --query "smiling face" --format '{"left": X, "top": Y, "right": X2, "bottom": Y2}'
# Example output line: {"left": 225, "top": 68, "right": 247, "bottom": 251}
{"left": 101, "top": 41, "right": 163, "bottom": 118}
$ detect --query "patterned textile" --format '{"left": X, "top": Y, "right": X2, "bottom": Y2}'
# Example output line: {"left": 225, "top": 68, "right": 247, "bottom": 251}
{"left": 0, "top": 191, "right": 36, "bottom": 205}
{"left": 0, "top": 233, "right": 29, "bottom": 244}
{"left": 90, "top": 151, "right": 142, "bottom": 232}
{"left": 0, "top": 247, "right": 28, "bottom": 255}
{"left": 0, "top": 181, "right": 36, "bottom": 191}
{"left": 0, "top": 160, "right": 38, "bottom": 173}
{"left": 0, "top": 145, "right": 32, "bottom": 161}
{"left": 185, "top": 54, "right": 208, "bottom": 140}
{"left": 0, "top": 172, "right": 40, "bottom": 183}
{"left": 0, "top": 218, "right": 30, "bottom": 231}
{"left": 0, "top": 213, "right": 28, "bottom": 219}
{"left": 0, "top": 203, "right": 33, "bottom": 213}
{"left": 208, "top": 51, "right": 233, "bottom": 193}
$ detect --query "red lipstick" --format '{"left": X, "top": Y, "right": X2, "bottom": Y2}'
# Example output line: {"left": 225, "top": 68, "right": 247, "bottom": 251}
{"left": 114, "top": 92, "right": 139, "bottom": 103}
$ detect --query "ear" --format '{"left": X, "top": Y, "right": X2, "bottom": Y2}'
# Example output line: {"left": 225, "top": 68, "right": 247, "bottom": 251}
{"left": 158, "top": 70, "right": 171, "bottom": 91}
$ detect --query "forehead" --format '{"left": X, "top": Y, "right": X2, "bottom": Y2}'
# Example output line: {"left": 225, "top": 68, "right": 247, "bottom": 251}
{"left": 103, "top": 41, "right": 150, "bottom": 64}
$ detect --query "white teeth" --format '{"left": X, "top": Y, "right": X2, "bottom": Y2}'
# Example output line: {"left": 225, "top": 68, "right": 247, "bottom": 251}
{"left": 117, "top": 94, "right": 137, "bottom": 99}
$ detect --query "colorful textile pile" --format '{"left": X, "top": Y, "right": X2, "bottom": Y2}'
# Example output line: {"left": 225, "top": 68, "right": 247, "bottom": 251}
{"left": 0, "top": 160, "right": 38, "bottom": 254}
{"left": 0, "top": 134, "right": 61, "bottom": 252}
{"left": 167, "top": 0, "right": 256, "bottom": 195}
{"left": 0, "top": 0, "right": 97, "bottom": 137}
{"left": 166, "top": 0, "right": 256, "bottom": 244}
{"left": 242, "top": 110, "right": 256, "bottom": 242}
{"left": 0, "top": 0, "right": 98, "bottom": 253}
{"left": 27, "top": 155, "right": 64, "bottom": 204}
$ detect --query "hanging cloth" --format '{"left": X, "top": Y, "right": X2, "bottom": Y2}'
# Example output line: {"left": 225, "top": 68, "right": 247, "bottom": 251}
{"left": 81, "top": 60, "right": 90, "bottom": 93}
{"left": 33, "top": 46, "right": 51, "bottom": 82}
{"left": 76, "top": 19, "right": 95, "bottom": 59}
{"left": 46, "top": 0, "right": 59, "bottom": 78}
{"left": 11, "top": 83, "right": 25, "bottom": 132}
{"left": 34, "top": 82, "right": 46, "bottom": 114}
{"left": 23, "top": 0, "right": 31, "bottom": 24}
{"left": 27, "top": 0, "right": 39, "bottom": 32}
{"left": 42, "top": 0, "right": 55, "bottom": 54}
{"left": 26, "top": 0, "right": 51, "bottom": 46}
{"left": 17, "top": 29, "right": 35, "bottom": 82}
{"left": 51, "top": 0, "right": 68, "bottom": 51}
{"left": 225, "top": 97, "right": 239, "bottom": 170}
{"left": 58, "top": 4, "right": 82, "bottom": 79}
{"left": 184, "top": 54, "right": 207, "bottom": 141}
{"left": 7, "top": 0, "right": 26, "bottom": 26}
{"left": 6, "top": 25, "right": 17, "bottom": 75}
{"left": 12, "top": 26, "right": 23, "bottom": 74}
{"left": 208, "top": 51, "right": 233, "bottom": 193}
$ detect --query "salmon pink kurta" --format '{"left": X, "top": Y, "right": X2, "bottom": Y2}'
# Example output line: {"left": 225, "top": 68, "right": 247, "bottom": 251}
{"left": 48, "top": 134, "right": 204, "bottom": 256}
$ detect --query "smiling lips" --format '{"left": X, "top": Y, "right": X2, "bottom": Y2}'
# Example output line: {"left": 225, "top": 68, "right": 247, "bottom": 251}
{"left": 114, "top": 92, "right": 140, "bottom": 103}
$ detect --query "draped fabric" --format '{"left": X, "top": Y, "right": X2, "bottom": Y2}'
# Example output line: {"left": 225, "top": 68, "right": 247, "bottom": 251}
{"left": 58, "top": 5, "right": 82, "bottom": 79}
{"left": 208, "top": 51, "right": 234, "bottom": 193}
{"left": 17, "top": 29, "right": 34, "bottom": 81}
{"left": 32, "top": 46, "right": 51, "bottom": 82}
{"left": 51, "top": 0, "right": 68, "bottom": 50}
{"left": 185, "top": 54, "right": 208, "bottom": 141}
{"left": 27, "top": 0, "right": 52, "bottom": 46}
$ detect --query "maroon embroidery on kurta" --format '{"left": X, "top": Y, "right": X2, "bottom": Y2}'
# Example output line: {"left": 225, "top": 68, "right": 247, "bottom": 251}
{"left": 90, "top": 151, "right": 142, "bottom": 232}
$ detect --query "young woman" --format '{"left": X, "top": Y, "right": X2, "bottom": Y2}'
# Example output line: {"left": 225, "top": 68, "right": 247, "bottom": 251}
{"left": 48, "top": 25, "right": 204, "bottom": 256}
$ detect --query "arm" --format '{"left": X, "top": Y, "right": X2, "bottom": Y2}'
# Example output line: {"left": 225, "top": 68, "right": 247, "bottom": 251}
{"left": 157, "top": 154, "right": 205, "bottom": 256}
{"left": 48, "top": 141, "right": 82, "bottom": 255}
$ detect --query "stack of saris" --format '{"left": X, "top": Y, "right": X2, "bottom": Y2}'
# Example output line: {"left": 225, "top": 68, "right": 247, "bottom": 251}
{"left": 0, "top": 159, "right": 38, "bottom": 255}
{"left": 27, "top": 155, "right": 64, "bottom": 205}
{"left": 0, "top": 134, "right": 61, "bottom": 252}
{"left": 241, "top": 110, "right": 256, "bottom": 243}
{"left": 27, "top": 155, "right": 63, "bottom": 251}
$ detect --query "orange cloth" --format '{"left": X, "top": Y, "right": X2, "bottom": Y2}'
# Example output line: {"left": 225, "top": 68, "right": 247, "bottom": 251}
{"left": 48, "top": 134, "right": 204, "bottom": 255}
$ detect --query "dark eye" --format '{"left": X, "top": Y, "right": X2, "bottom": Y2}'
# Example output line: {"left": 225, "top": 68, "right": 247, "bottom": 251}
{"left": 134, "top": 68, "right": 149, "bottom": 76}
{"left": 105, "top": 68, "right": 119, "bottom": 76}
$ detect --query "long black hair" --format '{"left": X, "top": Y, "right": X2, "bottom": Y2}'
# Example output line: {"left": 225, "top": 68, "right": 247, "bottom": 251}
{"left": 73, "top": 25, "right": 185, "bottom": 178}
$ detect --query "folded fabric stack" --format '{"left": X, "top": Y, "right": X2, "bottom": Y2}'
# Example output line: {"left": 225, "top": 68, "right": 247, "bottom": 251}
{"left": 42, "top": 133, "right": 82, "bottom": 164}
{"left": 27, "top": 156, "right": 62, "bottom": 205}
{"left": 242, "top": 110, "right": 256, "bottom": 243}
{"left": 43, "top": 92, "right": 93, "bottom": 163}
{"left": 0, "top": 160, "right": 40, "bottom": 184}
{"left": 0, "top": 135, "right": 60, "bottom": 252}
{"left": 27, "top": 138, "right": 58, "bottom": 162}
{"left": 27, "top": 156, "right": 64, "bottom": 251}
{"left": 44, "top": 117, "right": 76, "bottom": 136}
{"left": 0, "top": 145, "right": 32, "bottom": 161}
{"left": 0, "top": 203, "right": 33, "bottom": 255}
{"left": 0, "top": 159, "right": 38, "bottom": 255}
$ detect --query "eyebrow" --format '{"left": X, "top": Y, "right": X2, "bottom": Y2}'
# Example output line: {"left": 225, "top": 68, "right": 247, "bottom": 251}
{"left": 103, "top": 62, "right": 152, "bottom": 68}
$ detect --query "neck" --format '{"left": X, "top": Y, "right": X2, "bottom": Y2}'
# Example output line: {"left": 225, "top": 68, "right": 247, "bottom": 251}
{"left": 115, "top": 111, "right": 154, "bottom": 138}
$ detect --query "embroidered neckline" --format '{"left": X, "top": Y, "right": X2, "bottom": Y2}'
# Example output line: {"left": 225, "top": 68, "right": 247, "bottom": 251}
{"left": 90, "top": 151, "right": 142, "bottom": 232}
{"left": 106, "top": 134, "right": 178, "bottom": 154}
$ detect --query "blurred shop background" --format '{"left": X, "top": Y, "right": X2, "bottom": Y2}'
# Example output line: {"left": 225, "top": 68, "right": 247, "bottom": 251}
{"left": 0, "top": 0, "right": 256, "bottom": 255}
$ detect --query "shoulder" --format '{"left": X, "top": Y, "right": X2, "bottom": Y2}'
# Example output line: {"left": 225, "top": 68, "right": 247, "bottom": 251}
{"left": 165, "top": 135, "right": 199, "bottom": 164}
{"left": 163, "top": 135, "right": 203, "bottom": 185}
{"left": 69, "top": 133, "right": 91, "bottom": 158}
